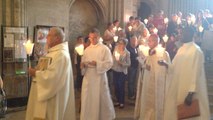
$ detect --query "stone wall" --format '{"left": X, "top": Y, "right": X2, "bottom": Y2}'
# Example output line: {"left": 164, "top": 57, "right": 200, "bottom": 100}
{"left": 0, "top": 0, "right": 2, "bottom": 73}
{"left": 26, "top": 0, "right": 70, "bottom": 41}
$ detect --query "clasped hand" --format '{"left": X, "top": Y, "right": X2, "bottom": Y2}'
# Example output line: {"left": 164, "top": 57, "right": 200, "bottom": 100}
{"left": 28, "top": 67, "right": 36, "bottom": 77}
{"left": 184, "top": 92, "right": 194, "bottom": 106}
{"left": 81, "top": 61, "right": 97, "bottom": 68}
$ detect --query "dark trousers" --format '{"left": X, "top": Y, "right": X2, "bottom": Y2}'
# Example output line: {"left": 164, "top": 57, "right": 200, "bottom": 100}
{"left": 113, "top": 71, "right": 126, "bottom": 104}
{"left": 127, "top": 66, "right": 138, "bottom": 98}
{"left": 76, "top": 64, "right": 83, "bottom": 89}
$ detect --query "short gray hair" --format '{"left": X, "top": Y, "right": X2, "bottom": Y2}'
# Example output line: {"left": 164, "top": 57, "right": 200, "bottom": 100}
{"left": 50, "top": 27, "right": 65, "bottom": 42}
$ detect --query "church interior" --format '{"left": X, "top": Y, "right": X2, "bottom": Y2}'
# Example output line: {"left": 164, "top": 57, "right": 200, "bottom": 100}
{"left": 0, "top": 0, "right": 213, "bottom": 119}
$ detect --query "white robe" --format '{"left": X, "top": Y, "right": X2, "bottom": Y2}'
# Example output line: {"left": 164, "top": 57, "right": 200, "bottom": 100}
{"left": 80, "top": 43, "right": 115, "bottom": 120}
{"left": 164, "top": 42, "right": 210, "bottom": 120}
{"left": 26, "top": 42, "right": 76, "bottom": 120}
{"left": 134, "top": 50, "right": 171, "bottom": 120}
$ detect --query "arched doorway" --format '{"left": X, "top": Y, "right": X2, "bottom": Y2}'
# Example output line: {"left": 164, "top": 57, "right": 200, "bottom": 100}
{"left": 138, "top": 2, "right": 152, "bottom": 21}
{"left": 69, "top": 0, "right": 106, "bottom": 43}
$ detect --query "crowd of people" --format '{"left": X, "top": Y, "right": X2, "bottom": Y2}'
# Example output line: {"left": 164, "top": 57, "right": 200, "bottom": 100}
{"left": 25, "top": 9, "right": 213, "bottom": 120}
{"left": 73, "top": 9, "right": 212, "bottom": 120}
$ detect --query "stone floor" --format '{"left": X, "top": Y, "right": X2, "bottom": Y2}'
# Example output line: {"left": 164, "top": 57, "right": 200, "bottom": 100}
{"left": 1, "top": 61, "right": 213, "bottom": 120}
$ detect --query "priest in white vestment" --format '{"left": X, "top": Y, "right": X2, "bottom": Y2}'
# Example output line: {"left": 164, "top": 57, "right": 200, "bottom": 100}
{"left": 80, "top": 28, "right": 115, "bottom": 120}
{"left": 163, "top": 26, "right": 210, "bottom": 120}
{"left": 26, "top": 27, "right": 76, "bottom": 120}
{"left": 134, "top": 34, "right": 171, "bottom": 120}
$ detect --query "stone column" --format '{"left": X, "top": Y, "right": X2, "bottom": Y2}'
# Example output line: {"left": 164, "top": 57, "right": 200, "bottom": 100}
{"left": 108, "top": 0, "right": 124, "bottom": 25}
{"left": 21, "top": 0, "right": 26, "bottom": 26}
{"left": 108, "top": 0, "right": 114, "bottom": 22}
{"left": 123, "top": 0, "right": 133, "bottom": 22}
{"left": 0, "top": 0, "right": 2, "bottom": 74}
{"left": 159, "top": 0, "right": 169, "bottom": 16}
{"left": 0, "top": 0, "right": 2, "bottom": 25}
{"left": 5, "top": 0, "right": 12, "bottom": 26}
{"left": 14, "top": 0, "right": 21, "bottom": 26}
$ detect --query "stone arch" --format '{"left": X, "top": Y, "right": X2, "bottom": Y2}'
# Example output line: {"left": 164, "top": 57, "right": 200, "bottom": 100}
{"left": 139, "top": 0, "right": 157, "bottom": 15}
{"left": 69, "top": 0, "right": 106, "bottom": 23}
{"left": 138, "top": 2, "right": 152, "bottom": 20}
{"left": 68, "top": 0, "right": 106, "bottom": 48}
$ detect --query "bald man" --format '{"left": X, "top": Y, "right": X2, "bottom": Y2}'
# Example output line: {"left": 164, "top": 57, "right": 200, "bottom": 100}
{"left": 26, "top": 27, "right": 76, "bottom": 120}
{"left": 134, "top": 34, "right": 171, "bottom": 120}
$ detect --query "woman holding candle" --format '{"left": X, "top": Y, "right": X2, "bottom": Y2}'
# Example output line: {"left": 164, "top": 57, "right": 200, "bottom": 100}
{"left": 134, "top": 34, "right": 171, "bottom": 120}
{"left": 112, "top": 38, "right": 131, "bottom": 109}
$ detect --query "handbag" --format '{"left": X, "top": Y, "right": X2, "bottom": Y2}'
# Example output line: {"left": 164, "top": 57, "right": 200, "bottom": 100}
{"left": 177, "top": 99, "right": 200, "bottom": 120}
{"left": 0, "top": 88, "right": 7, "bottom": 118}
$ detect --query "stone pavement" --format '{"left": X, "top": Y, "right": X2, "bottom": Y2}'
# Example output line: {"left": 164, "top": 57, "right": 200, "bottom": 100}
{"left": 1, "top": 61, "right": 213, "bottom": 120}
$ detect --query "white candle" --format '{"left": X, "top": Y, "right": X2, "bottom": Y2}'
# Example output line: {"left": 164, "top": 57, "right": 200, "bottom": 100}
{"left": 191, "top": 16, "right": 196, "bottom": 24}
{"left": 113, "top": 27, "right": 117, "bottom": 32}
{"left": 75, "top": 44, "right": 84, "bottom": 56}
{"left": 99, "top": 37, "right": 103, "bottom": 44}
{"left": 164, "top": 17, "right": 169, "bottom": 24}
{"left": 118, "top": 27, "right": 122, "bottom": 31}
{"left": 163, "top": 35, "right": 169, "bottom": 43}
{"left": 198, "top": 26, "right": 204, "bottom": 32}
{"left": 113, "top": 36, "right": 119, "bottom": 42}
{"left": 139, "top": 45, "right": 149, "bottom": 57}
{"left": 156, "top": 44, "right": 165, "bottom": 58}
{"left": 177, "top": 18, "right": 181, "bottom": 25}
{"left": 153, "top": 28, "right": 158, "bottom": 34}
{"left": 187, "top": 19, "right": 192, "bottom": 25}
{"left": 144, "top": 19, "right": 148, "bottom": 24}
{"left": 128, "top": 26, "right": 133, "bottom": 31}
{"left": 24, "top": 40, "right": 34, "bottom": 55}
{"left": 114, "top": 51, "right": 120, "bottom": 61}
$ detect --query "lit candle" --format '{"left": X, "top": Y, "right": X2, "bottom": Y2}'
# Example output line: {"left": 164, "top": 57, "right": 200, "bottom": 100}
{"left": 144, "top": 19, "right": 148, "bottom": 24}
{"left": 187, "top": 19, "right": 192, "bottom": 25}
{"left": 24, "top": 40, "right": 34, "bottom": 67}
{"left": 198, "top": 26, "right": 204, "bottom": 32}
{"left": 191, "top": 16, "right": 196, "bottom": 24}
{"left": 75, "top": 44, "right": 84, "bottom": 56}
{"left": 153, "top": 28, "right": 158, "bottom": 34}
{"left": 163, "top": 35, "right": 169, "bottom": 43}
{"left": 164, "top": 17, "right": 169, "bottom": 24}
{"left": 113, "top": 27, "right": 117, "bottom": 32}
{"left": 177, "top": 18, "right": 181, "bottom": 25}
{"left": 113, "top": 36, "right": 118, "bottom": 42}
{"left": 24, "top": 40, "right": 34, "bottom": 55}
{"left": 114, "top": 51, "right": 120, "bottom": 61}
{"left": 139, "top": 45, "right": 149, "bottom": 57}
{"left": 118, "top": 27, "right": 122, "bottom": 31}
{"left": 128, "top": 26, "right": 133, "bottom": 31}
{"left": 156, "top": 44, "right": 165, "bottom": 58}
{"left": 99, "top": 37, "right": 103, "bottom": 44}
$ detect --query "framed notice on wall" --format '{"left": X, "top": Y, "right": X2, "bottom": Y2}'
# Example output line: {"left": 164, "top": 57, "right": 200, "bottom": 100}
{"left": 2, "top": 26, "right": 28, "bottom": 62}
{"left": 1, "top": 26, "right": 29, "bottom": 102}
{"left": 3, "top": 34, "right": 14, "bottom": 47}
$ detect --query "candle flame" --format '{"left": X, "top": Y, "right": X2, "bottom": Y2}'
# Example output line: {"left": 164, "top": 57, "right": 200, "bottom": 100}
{"left": 153, "top": 28, "right": 158, "bottom": 34}
{"left": 113, "top": 36, "right": 119, "bottom": 42}
{"left": 198, "top": 26, "right": 204, "bottom": 32}
{"left": 75, "top": 44, "right": 84, "bottom": 56}
{"left": 118, "top": 27, "right": 122, "bottom": 31}
{"left": 164, "top": 18, "right": 169, "bottom": 24}
{"left": 139, "top": 45, "right": 149, "bottom": 57}
{"left": 144, "top": 19, "right": 148, "bottom": 24}
{"left": 128, "top": 26, "right": 133, "bottom": 31}
{"left": 163, "top": 35, "right": 169, "bottom": 43}
{"left": 24, "top": 40, "right": 34, "bottom": 55}
{"left": 114, "top": 51, "right": 120, "bottom": 61}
